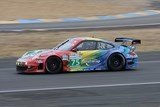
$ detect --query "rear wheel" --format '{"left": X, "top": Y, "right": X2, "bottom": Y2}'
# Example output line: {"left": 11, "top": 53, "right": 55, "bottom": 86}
{"left": 45, "top": 56, "right": 62, "bottom": 74}
{"left": 107, "top": 53, "right": 125, "bottom": 71}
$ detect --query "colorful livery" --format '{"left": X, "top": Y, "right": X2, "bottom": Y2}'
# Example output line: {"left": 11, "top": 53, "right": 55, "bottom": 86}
{"left": 16, "top": 37, "right": 141, "bottom": 74}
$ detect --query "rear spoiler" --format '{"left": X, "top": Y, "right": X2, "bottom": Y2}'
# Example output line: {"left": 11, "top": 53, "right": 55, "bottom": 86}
{"left": 115, "top": 37, "right": 141, "bottom": 44}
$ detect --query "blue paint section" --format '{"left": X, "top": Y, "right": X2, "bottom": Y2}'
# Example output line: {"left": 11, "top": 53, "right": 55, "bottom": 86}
{"left": 17, "top": 19, "right": 42, "bottom": 23}
{"left": 113, "top": 10, "right": 160, "bottom": 18}
{"left": 125, "top": 58, "right": 138, "bottom": 70}
{"left": 60, "top": 10, "right": 160, "bottom": 22}
{"left": 121, "top": 13, "right": 141, "bottom": 18}
{"left": 62, "top": 18, "right": 85, "bottom": 22}
{"left": 97, "top": 16, "right": 117, "bottom": 20}
{"left": 144, "top": 10, "right": 159, "bottom": 15}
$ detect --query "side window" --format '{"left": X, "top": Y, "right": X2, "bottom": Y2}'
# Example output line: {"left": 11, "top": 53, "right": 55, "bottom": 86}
{"left": 76, "top": 41, "right": 96, "bottom": 51}
{"left": 97, "top": 42, "right": 113, "bottom": 50}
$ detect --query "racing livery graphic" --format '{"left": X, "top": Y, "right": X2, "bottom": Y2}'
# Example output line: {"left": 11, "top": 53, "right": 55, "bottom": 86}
{"left": 16, "top": 37, "right": 141, "bottom": 74}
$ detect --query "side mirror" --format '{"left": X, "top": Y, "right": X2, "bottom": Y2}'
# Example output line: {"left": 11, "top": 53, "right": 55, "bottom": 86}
{"left": 71, "top": 48, "right": 78, "bottom": 52}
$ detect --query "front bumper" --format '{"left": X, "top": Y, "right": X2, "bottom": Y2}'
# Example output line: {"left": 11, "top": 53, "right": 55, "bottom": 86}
{"left": 16, "top": 61, "right": 44, "bottom": 73}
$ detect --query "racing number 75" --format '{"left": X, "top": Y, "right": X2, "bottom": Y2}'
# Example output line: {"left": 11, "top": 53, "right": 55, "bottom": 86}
{"left": 70, "top": 59, "right": 81, "bottom": 66}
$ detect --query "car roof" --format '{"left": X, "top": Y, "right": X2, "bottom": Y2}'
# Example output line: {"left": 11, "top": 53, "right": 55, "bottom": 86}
{"left": 66, "top": 36, "right": 118, "bottom": 47}
{"left": 70, "top": 36, "right": 116, "bottom": 44}
{"left": 70, "top": 37, "right": 105, "bottom": 42}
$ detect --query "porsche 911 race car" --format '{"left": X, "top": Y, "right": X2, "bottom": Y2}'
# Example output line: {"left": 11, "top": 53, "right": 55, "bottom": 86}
{"left": 16, "top": 37, "right": 141, "bottom": 74}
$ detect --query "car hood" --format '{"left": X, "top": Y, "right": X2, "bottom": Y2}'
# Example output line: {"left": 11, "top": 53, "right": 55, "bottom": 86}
{"left": 22, "top": 49, "right": 49, "bottom": 58}
{"left": 18, "top": 49, "right": 69, "bottom": 62}
{"left": 17, "top": 49, "right": 52, "bottom": 61}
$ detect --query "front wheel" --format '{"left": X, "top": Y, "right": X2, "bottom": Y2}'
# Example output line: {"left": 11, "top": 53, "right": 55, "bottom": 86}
{"left": 107, "top": 53, "right": 125, "bottom": 71}
{"left": 45, "top": 56, "right": 62, "bottom": 74}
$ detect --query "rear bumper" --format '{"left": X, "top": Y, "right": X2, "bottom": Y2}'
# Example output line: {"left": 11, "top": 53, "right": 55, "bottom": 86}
{"left": 125, "top": 58, "right": 138, "bottom": 69}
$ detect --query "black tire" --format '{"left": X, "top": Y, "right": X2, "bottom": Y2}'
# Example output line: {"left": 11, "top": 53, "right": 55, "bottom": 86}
{"left": 17, "top": 70, "right": 24, "bottom": 74}
{"left": 45, "top": 56, "right": 62, "bottom": 74}
{"left": 107, "top": 53, "right": 125, "bottom": 71}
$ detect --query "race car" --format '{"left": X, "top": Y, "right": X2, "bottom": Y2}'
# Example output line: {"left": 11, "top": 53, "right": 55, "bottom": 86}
{"left": 16, "top": 37, "right": 141, "bottom": 74}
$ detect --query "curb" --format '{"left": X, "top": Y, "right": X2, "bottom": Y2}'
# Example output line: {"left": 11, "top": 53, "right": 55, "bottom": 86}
{"left": 0, "top": 10, "right": 160, "bottom": 24}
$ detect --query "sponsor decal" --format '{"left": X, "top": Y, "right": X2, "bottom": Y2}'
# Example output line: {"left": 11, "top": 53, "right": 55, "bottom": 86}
{"left": 62, "top": 54, "right": 69, "bottom": 61}
{"left": 22, "top": 50, "right": 44, "bottom": 58}
{"left": 86, "top": 59, "right": 100, "bottom": 64}
{"left": 69, "top": 53, "right": 82, "bottom": 66}
{"left": 83, "top": 59, "right": 101, "bottom": 66}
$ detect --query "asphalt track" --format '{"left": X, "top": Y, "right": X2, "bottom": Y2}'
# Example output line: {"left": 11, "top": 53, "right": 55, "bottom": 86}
{"left": 0, "top": 14, "right": 160, "bottom": 31}
{"left": 0, "top": 10, "right": 160, "bottom": 107}
{"left": 0, "top": 52, "right": 160, "bottom": 107}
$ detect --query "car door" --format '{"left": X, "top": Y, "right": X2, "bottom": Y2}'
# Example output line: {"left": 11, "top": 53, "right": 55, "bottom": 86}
{"left": 69, "top": 40, "right": 114, "bottom": 71}
{"left": 77, "top": 40, "right": 114, "bottom": 71}
{"left": 75, "top": 40, "right": 101, "bottom": 71}
{"left": 96, "top": 41, "right": 115, "bottom": 69}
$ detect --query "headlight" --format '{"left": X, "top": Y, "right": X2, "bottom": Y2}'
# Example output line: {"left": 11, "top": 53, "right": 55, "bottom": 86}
{"left": 25, "top": 62, "right": 28, "bottom": 65}
{"left": 36, "top": 59, "right": 43, "bottom": 63}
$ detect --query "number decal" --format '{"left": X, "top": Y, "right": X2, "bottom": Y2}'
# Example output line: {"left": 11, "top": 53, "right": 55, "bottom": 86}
{"left": 69, "top": 59, "right": 81, "bottom": 66}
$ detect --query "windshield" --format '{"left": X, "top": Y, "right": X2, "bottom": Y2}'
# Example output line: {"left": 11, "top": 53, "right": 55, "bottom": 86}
{"left": 54, "top": 39, "right": 73, "bottom": 51}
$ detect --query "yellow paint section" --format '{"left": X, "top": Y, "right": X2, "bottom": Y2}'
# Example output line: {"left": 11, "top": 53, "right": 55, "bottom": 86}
{"left": 39, "top": 19, "right": 63, "bottom": 23}
{"left": 135, "top": 12, "right": 150, "bottom": 16}
{"left": 0, "top": 20, "right": 19, "bottom": 24}
{"left": 80, "top": 16, "right": 99, "bottom": 21}
{"left": 84, "top": 37, "right": 102, "bottom": 41}
{"left": 78, "top": 50, "right": 98, "bottom": 59}
{"left": 114, "top": 15, "right": 126, "bottom": 18}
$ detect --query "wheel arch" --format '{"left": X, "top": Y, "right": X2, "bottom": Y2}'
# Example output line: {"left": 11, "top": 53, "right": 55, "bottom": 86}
{"left": 45, "top": 55, "right": 63, "bottom": 73}
{"left": 107, "top": 52, "right": 126, "bottom": 70}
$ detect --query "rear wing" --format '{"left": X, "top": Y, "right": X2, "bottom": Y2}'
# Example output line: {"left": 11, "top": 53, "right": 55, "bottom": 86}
{"left": 115, "top": 37, "right": 141, "bottom": 51}
{"left": 115, "top": 38, "right": 141, "bottom": 44}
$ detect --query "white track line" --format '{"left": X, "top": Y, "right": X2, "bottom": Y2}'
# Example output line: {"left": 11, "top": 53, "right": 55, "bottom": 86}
{"left": 139, "top": 60, "right": 160, "bottom": 64}
{"left": 0, "top": 68, "right": 15, "bottom": 71}
{"left": 0, "top": 82, "right": 160, "bottom": 93}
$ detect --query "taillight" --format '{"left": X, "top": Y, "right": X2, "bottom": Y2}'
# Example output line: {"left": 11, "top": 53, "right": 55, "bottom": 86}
{"left": 129, "top": 51, "right": 136, "bottom": 56}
